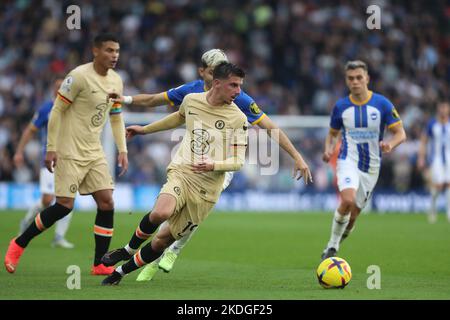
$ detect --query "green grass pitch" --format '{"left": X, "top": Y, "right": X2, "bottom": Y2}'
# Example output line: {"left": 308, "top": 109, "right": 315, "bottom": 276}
{"left": 1, "top": 210, "right": 449, "bottom": 300}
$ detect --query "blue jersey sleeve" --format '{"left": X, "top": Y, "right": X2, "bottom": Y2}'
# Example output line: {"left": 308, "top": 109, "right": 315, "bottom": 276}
{"left": 426, "top": 119, "right": 435, "bottom": 137}
{"left": 166, "top": 80, "right": 204, "bottom": 106}
{"left": 382, "top": 96, "right": 402, "bottom": 128}
{"left": 330, "top": 104, "right": 343, "bottom": 130}
{"left": 31, "top": 102, "right": 52, "bottom": 129}
{"left": 233, "top": 91, "right": 266, "bottom": 125}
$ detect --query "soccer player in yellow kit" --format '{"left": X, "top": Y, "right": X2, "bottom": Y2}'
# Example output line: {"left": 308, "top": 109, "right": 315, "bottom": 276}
{"left": 110, "top": 49, "right": 312, "bottom": 281}
{"left": 4, "top": 33, "right": 128, "bottom": 276}
{"left": 101, "top": 62, "right": 248, "bottom": 285}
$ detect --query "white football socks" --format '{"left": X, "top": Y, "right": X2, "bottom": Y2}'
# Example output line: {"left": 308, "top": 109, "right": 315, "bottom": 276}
{"left": 54, "top": 212, "right": 73, "bottom": 240}
{"left": 429, "top": 187, "right": 439, "bottom": 223}
{"left": 327, "top": 209, "right": 350, "bottom": 251}
{"left": 168, "top": 228, "right": 197, "bottom": 255}
{"left": 124, "top": 244, "right": 137, "bottom": 255}
{"left": 22, "top": 199, "right": 43, "bottom": 227}
{"left": 340, "top": 225, "right": 355, "bottom": 244}
{"left": 116, "top": 265, "right": 125, "bottom": 276}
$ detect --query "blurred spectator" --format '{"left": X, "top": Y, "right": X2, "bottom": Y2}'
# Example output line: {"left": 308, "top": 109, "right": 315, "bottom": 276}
{"left": 0, "top": 0, "right": 448, "bottom": 193}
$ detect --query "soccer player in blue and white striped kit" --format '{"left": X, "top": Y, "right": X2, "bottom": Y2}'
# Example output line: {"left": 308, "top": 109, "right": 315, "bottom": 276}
{"left": 417, "top": 101, "right": 450, "bottom": 223}
{"left": 321, "top": 60, "right": 406, "bottom": 259}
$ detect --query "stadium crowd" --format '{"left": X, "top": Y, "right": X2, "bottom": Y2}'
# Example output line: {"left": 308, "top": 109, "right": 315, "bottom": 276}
{"left": 0, "top": 0, "right": 448, "bottom": 192}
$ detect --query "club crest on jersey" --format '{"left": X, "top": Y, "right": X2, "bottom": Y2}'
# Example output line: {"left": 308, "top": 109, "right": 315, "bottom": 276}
{"left": 345, "top": 177, "right": 351, "bottom": 184}
{"left": 215, "top": 120, "right": 225, "bottom": 130}
{"left": 173, "top": 186, "right": 181, "bottom": 196}
{"left": 69, "top": 184, "right": 78, "bottom": 193}
{"left": 250, "top": 102, "right": 261, "bottom": 115}
{"left": 370, "top": 112, "right": 377, "bottom": 120}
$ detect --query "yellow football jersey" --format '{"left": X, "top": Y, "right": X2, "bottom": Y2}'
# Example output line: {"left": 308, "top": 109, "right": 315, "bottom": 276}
{"left": 168, "top": 92, "right": 248, "bottom": 202}
{"left": 55, "top": 62, "right": 123, "bottom": 161}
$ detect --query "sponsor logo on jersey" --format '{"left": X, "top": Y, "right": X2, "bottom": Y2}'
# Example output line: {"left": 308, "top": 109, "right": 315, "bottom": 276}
{"left": 190, "top": 129, "right": 210, "bottom": 155}
{"left": 91, "top": 103, "right": 108, "bottom": 127}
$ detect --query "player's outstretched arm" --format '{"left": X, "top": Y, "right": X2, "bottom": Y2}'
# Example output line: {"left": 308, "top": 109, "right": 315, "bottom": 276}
{"left": 126, "top": 111, "right": 185, "bottom": 139}
{"left": 380, "top": 122, "right": 407, "bottom": 154}
{"left": 192, "top": 145, "right": 247, "bottom": 173}
{"left": 258, "top": 115, "right": 313, "bottom": 183}
{"left": 13, "top": 123, "right": 38, "bottom": 167}
{"left": 108, "top": 92, "right": 168, "bottom": 108}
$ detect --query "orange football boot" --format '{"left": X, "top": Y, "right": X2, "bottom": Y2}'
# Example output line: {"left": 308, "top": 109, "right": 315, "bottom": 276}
{"left": 4, "top": 238, "right": 25, "bottom": 273}
{"left": 91, "top": 263, "right": 115, "bottom": 275}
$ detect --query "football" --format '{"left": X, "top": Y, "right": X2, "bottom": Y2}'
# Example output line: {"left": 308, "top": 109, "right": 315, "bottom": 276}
{"left": 316, "top": 257, "right": 352, "bottom": 289}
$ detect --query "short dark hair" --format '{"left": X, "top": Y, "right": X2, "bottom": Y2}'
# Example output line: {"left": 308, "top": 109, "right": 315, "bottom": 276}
{"left": 93, "top": 33, "right": 120, "bottom": 47}
{"left": 345, "top": 60, "right": 368, "bottom": 73}
{"left": 213, "top": 62, "right": 245, "bottom": 80}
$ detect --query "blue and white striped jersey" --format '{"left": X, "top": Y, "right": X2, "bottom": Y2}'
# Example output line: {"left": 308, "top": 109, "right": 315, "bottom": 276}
{"left": 330, "top": 91, "right": 402, "bottom": 173}
{"left": 426, "top": 118, "right": 450, "bottom": 166}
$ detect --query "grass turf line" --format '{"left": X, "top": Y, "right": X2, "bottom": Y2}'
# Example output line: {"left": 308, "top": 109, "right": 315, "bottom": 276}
{"left": 0, "top": 210, "right": 449, "bottom": 300}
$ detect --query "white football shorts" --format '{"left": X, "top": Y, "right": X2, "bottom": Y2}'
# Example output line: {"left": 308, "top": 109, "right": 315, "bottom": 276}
{"left": 40, "top": 167, "right": 55, "bottom": 195}
{"left": 222, "top": 171, "right": 234, "bottom": 190}
{"left": 336, "top": 160, "right": 379, "bottom": 210}
{"left": 430, "top": 160, "right": 450, "bottom": 185}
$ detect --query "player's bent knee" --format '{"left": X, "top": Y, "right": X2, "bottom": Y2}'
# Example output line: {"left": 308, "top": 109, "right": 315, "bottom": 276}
{"left": 150, "top": 210, "right": 172, "bottom": 224}
{"left": 97, "top": 198, "right": 114, "bottom": 211}
{"left": 341, "top": 197, "right": 356, "bottom": 209}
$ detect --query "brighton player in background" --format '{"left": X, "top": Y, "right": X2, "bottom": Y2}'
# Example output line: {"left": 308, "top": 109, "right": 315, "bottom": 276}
{"left": 417, "top": 101, "right": 450, "bottom": 223}
{"left": 13, "top": 78, "right": 74, "bottom": 249}
{"left": 109, "top": 49, "right": 312, "bottom": 281}
{"left": 100, "top": 62, "right": 249, "bottom": 285}
{"left": 321, "top": 60, "right": 406, "bottom": 259}
{"left": 4, "top": 33, "right": 128, "bottom": 275}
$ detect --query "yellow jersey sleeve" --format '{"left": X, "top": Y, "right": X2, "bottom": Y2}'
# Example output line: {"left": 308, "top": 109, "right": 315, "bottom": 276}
{"left": 232, "top": 115, "right": 249, "bottom": 147}
{"left": 57, "top": 71, "right": 85, "bottom": 105}
{"left": 178, "top": 96, "right": 188, "bottom": 117}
